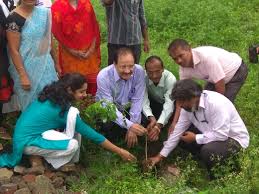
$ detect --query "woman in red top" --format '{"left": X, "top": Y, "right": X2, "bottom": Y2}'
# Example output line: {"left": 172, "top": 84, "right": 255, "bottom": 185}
{"left": 51, "top": 0, "right": 101, "bottom": 95}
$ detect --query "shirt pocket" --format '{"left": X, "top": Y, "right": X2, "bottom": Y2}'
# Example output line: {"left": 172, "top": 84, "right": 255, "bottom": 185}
{"left": 128, "top": 87, "right": 136, "bottom": 99}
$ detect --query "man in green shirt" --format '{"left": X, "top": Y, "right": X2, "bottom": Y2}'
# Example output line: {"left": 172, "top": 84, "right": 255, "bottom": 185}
{"left": 142, "top": 56, "right": 177, "bottom": 142}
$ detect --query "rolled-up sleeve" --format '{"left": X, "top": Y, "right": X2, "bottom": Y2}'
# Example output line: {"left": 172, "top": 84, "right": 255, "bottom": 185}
{"left": 142, "top": 88, "right": 153, "bottom": 118}
{"left": 160, "top": 109, "right": 191, "bottom": 157}
{"left": 157, "top": 75, "right": 176, "bottom": 125}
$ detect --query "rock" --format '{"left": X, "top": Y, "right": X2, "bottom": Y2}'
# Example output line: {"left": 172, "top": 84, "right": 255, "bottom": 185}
{"left": 44, "top": 170, "right": 55, "bottom": 180}
{"left": 10, "top": 176, "right": 27, "bottom": 189}
{"left": 26, "top": 182, "right": 36, "bottom": 192}
{"left": 167, "top": 165, "right": 180, "bottom": 177}
{"left": 0, "top": 177, "right": 11, "bottom": 185}
{"left": 14, "top": 188, "right": 31, "bottom": 194}
{"left": 17, "top": 181, "right": 27, "bottom": 190}
{"left": 0, "top": 183, "right": 18, "bottom": 194}
{"left": 55, "top": 189, "right": 74, "bottom": 194}
{"left": 25, "top": 166, "right": 45, "bottom": 175}
{"left": 30, "top": 175, "right": 56, "bottom": 194}
{"left": 159, "top": 164, "right": 181, "bottom": 184}
{"left": 13, "top": 166, "right": 26, "bottom": 175}
{"left": 22, "top": 175, "right": 36, "bottom": 183}
{"left": 51, "top": 177, "right": 64, "bottom": 189}
{"left": 0, "top": 143, "right": 3, "bottom": 151}
{"left": 0, "top": 168, "right": 13, "bottom": 185}
{"left": 59, "top": 163, "right": 76, "bottom": 173}
{"left": 65, "top": 175, "right": 78, "bottom": 185}
{"left": 55, "top": 172, "right": 67, "bottom": 179}
{"left": 10, "top": 175, "right": 22, "bottom": 184}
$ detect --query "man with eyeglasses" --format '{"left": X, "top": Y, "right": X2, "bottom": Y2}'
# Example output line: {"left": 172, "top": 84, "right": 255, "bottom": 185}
{"left": 148, "top": 79, "right": 249, "bottom": 178}
{"left": 142, "top": 56, "right": 176, "bottom": 145}
{"left": 96, "top": 47, "right": 147, "bottom": 148}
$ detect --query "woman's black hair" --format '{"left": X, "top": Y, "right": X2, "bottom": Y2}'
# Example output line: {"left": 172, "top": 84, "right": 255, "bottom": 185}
{"left": 171, "top": 79, "right": 202, "bottom": 101}
{"left": 38, "top": 73, "right": 87, "bottom": 116}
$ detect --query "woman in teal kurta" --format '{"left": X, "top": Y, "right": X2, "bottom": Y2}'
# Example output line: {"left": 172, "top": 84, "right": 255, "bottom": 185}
{"left": 0, "top": 73, "right": 136, "bottom": 168}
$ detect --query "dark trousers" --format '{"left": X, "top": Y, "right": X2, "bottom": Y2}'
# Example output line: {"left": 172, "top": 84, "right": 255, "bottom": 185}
{"left": 141, "top": 98, "right": 175, "bottom": 157}
{"left": 141, "top": 98, "right": 163, "bottom": 127}
{"left": 179, "top": 127, "right": 241, "bottom": 178}
{"left": 107, "top": 43, "right": 141, "bottom": 65}
{"left": 99, "top": 108, "right": 131, "bottom": 143}
{"left": 205, "top": 61, "right": 248, "bottom": 102}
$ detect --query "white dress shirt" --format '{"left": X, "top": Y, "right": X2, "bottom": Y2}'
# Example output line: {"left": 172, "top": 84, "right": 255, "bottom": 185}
{"left": 142, "top": 69, "right": 177, "bottom": 125}
{"left": 160, "top": 90, "right": 249, "bottom": 157}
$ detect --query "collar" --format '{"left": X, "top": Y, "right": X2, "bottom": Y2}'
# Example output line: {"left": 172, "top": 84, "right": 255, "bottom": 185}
{"left": 148, "top": 70, "right": 165, "bottom": 87}
{"left": 198, "top": 92, "right": 206, "bottom": 109}
{"left": 192, "top": 49, "right": 201, "bottom": 68}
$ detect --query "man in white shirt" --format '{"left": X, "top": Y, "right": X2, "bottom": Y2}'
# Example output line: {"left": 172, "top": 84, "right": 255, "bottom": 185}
{"left": 149, "top": 79, "right": 249, "bottom": 177}
{"left": 142, "top": 56, "right": 176, "bottom": 142}
{"left": 168, "top": 39, "right": 248, "bottom": 102}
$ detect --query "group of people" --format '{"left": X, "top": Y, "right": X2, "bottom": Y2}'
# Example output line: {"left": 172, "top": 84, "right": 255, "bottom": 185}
{"left": 0, "top": 0, "right": 249, "bottom": 179}
{"left": 95, "top": 43, "right": 249, "bottom": 178}
{"left": 0, "top": 0, "right": 149, "bottom": 171}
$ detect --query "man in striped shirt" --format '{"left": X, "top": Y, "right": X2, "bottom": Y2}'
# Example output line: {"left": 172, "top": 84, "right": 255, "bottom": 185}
{"left": 101, "top": 0, "right": 150, "bottom": 65}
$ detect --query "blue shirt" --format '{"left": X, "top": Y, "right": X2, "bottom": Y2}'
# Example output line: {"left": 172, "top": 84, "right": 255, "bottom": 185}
{"left": 96, "top": 64, "right": 145, "bottom": 129}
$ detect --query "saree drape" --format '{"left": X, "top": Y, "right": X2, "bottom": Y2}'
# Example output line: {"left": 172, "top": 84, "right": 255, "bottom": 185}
{"left": 3, "top": 7, "right": 58, "bottom": 112}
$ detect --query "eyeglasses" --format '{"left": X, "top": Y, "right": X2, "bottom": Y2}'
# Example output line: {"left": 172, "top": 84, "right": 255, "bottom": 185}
{"left": 193, "top": 109, "right": 208, "bottom": 124}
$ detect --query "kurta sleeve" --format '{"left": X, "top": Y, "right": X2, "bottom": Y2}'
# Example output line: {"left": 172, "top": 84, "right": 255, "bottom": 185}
{"left": 75, "top": 115, "right": 106, "bottom": 144}
{"left": 157, "top": 74, "right": 176, "bottom": 125}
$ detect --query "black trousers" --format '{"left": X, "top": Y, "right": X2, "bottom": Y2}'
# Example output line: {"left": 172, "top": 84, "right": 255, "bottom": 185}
{"left": 141, "top": 97, "right": 175, "bottom": 157}
{"left": 99, "top": 108, "right": 131, "bottom": 143}
{"left": 179, "top": 127, "right": 241, "bottom": 177}
{"left": 107, "top": 43, "right": 141, "bottom": 65}
{"left": 141, "top": 97, "right": 163, "bottom": 127}
{"left": 205, "top": 61, "right": 248, "bottom": 102}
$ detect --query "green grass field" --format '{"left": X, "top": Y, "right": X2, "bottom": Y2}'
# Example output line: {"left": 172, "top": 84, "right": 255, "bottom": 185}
{"left": 68, "top": 0, "right": 259, "bottom": 193}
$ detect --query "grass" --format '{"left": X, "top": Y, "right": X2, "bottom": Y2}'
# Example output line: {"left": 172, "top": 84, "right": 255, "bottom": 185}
{"left": 69, "top": 0, "right": 259, "bottom": 193}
